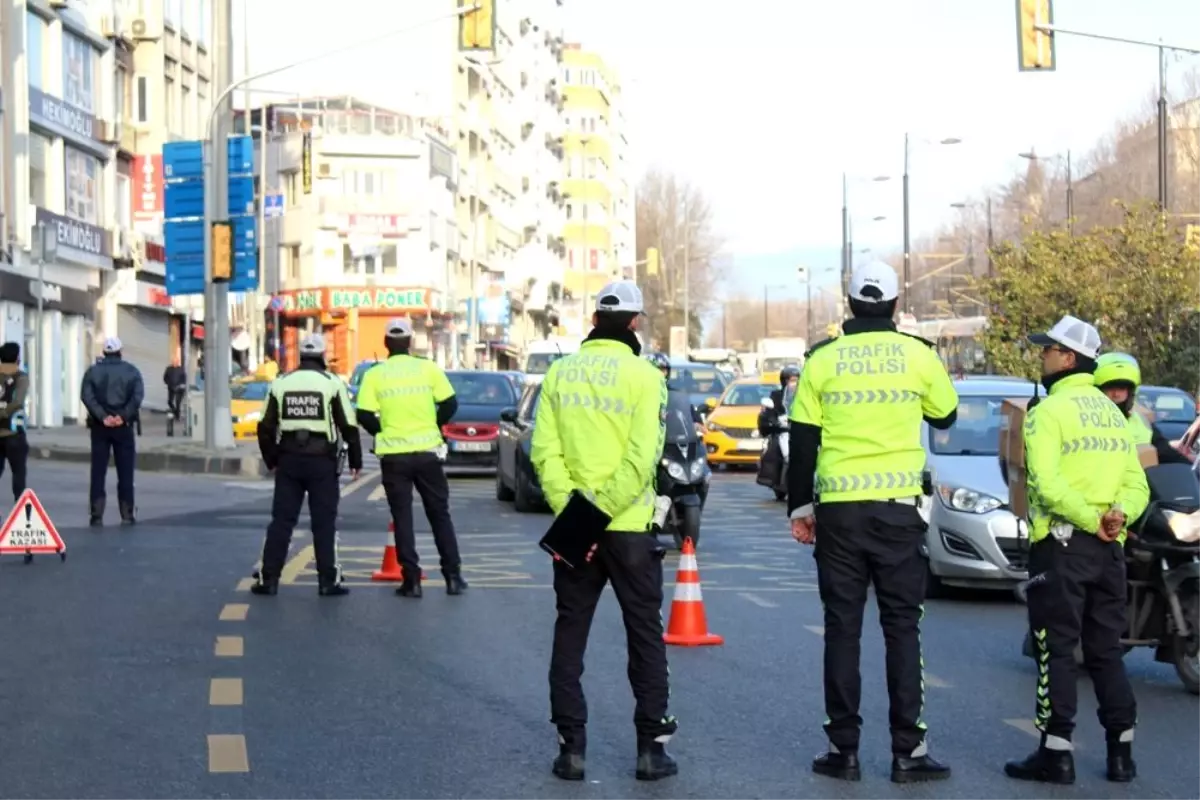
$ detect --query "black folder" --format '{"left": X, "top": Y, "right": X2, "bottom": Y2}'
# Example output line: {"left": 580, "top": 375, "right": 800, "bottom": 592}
{"left": 539, "top": 491, "right": 612, "bottom": 569}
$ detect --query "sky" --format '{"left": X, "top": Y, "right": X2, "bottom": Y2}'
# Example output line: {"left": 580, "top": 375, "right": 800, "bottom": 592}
{"left": 235, "top": 0, "right": 1200, "bottom": 302}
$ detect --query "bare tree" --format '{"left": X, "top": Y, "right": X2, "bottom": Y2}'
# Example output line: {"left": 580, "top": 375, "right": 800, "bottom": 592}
{"left": 635, "top": 169, "right": 723, "bottom": 349}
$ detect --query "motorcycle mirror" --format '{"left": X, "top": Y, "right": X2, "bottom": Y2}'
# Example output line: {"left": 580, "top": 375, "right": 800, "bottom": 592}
{"left": 760, "top": 397, "right": 774, "bottom": 410}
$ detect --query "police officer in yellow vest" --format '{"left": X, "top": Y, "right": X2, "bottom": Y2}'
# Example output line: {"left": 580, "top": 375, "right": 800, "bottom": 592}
{"left": 252, "top": 334, "right": 363, "bottom": 597}
{"left": 531, "top": 281, "right": 678, "bottom": 783}
{"left": 787, "top": 261, "right": 958, "bottom": 784}
{"left": 1004, "top": 317, "right": 1148, "bottom": 785}
{"left": 1094, "top": 352, "right": 1189, "bottom": 465}
{"left": 354, "top": 318, "right": 466, "bottom": 598}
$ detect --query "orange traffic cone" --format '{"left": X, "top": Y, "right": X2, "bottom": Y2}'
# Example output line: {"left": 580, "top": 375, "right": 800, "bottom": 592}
{"left": 371, "top": 521, "right": 426, "bottom": 582}
{"left": 663, "top": 537, "right": 724, "bottom": 647}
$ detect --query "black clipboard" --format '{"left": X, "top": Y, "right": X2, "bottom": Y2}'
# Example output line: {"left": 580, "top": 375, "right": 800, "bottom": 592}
{"left": 539, "top": 491, "right": 612, "bottom": 569}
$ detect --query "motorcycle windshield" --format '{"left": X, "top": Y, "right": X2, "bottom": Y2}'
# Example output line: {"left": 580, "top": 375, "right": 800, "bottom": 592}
{"left": 782, "top": 385, "right": 797, "bottom": 415}
{"left": 664, "top": 392, "right": 697, "bottom": 445}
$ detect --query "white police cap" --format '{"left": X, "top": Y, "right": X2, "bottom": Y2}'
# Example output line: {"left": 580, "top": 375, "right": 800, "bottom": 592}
{"left": 298, "top": 334, "right": 326, "bottom": 355}
{"left": 595, "top": 281, "right": 644, "bottom": 313}
{"left": 1028, "top": 315, "right": 1102, "bottom": 360}
{"left": 385, "top": 317, "right": 414, "bottom": 337}
{"left": 849, "top": 261, "right": 900, "bottom": 303}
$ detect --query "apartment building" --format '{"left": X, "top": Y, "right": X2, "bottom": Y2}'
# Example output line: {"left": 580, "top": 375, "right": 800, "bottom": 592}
{"left": 451, "top": 0, "right": 567, "bottom": 369}
{"left": 0, "top": 0, "right": 209, "bottom": 423}
{"left": 557, "top": 43, "right": 636, "bottom": 336}
{"left": 247, "top": 97, "right": 459, "bottom": 375}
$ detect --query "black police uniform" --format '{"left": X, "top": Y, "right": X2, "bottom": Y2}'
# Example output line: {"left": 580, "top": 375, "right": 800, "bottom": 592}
{"left": 253, "top": 360, "right": 362, "bottom": 596}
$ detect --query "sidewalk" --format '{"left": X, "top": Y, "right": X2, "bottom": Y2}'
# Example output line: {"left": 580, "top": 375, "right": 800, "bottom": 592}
{"left": 26, "top": 412, "right": 268, "bottom": 478}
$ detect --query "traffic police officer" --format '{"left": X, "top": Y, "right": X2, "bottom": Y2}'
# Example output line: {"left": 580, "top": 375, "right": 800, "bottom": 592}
{"left": 1005, "top": 316, "right": 1148, "bottom": 785}
{"left": 787, "top": 261, "right": 958, "bottom": 784}
{"left": 354, "top": 318, "right": 466, "bottom": 598}
{"left": 252, "top": 334, "right": 362, "bottom": 597}
{"left": 531, "top": 281, "right": 678, "bottom": 783}
{"left": 1094, "top": 352, "right": 1189, "bottom": 464}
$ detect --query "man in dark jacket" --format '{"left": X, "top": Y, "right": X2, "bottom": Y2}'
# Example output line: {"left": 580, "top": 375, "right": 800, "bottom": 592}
{"left": 80, "top": 337, "right": 144, "bottom": 525}
{"left": 0, "top": 342, "right": 30, "bottom": 503}
{"left": 163, "top": 359, "right": 187, "bottom": 421}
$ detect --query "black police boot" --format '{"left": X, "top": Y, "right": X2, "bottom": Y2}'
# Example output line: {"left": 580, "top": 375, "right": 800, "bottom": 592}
{"left": 635, "top": 740, "right": 678, "bottom": 781}
{"left": 250, "top": 578, "right": 279, "bottom": 596}
{"left": 1105, "top": 732, "right": 1136, "bottom": 782}
{"left": 89, "top": 499, "right": 104, "bottom": 527}
{"left": 445, "top": 571, "right": 469, "bottom": 595}
{"left": 552, "top": 745, "right": 586, "bottom": 781}
{"left": 396, "top": 576, "right": 423, "bottom": 598}
{"left": 119, "top": 503, "right": 136, "bottom": 525}
{"left": 1004, "top": 736, "right": 1076, "bottom": 785}
{"left": 812, "top": 748, "right": 862, "bottom": 782}
{"left": 318, "top": 582, "right": 349, "bottom": 597}
{"left": 891, "top": 748, "right": 952, "bottom": 783}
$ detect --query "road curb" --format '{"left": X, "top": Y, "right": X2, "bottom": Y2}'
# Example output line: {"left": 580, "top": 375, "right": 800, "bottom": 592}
{"left": 28, "top": 445, "right": 269, "bottom": 478}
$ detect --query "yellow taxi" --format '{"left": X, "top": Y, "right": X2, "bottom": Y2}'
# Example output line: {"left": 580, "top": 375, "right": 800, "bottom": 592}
{"left": 702, "top": 377, "right": 778, "bottom": 465}
{"left": 231, "top": 380, "right": 271, "bottom": 440}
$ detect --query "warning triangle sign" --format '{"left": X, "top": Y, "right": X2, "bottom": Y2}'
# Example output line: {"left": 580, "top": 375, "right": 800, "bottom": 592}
{"left": 0, "top": 489, "right": 66, "bottom": 554}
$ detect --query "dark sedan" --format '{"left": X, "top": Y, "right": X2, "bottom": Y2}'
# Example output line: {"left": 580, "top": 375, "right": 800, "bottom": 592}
{"left": 495, "top": 381, "right": 546, "bottom": 512}
{"left": 441, "top": 371, "right": 522, "bottom": 468}
{"left": 1138, "top": 385, "right": 1199, "bottom": 443}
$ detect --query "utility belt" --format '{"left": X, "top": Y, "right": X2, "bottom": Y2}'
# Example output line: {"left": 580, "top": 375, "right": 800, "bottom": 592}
{"left": 279, "top": 429, "right": 339, "bottom": 459}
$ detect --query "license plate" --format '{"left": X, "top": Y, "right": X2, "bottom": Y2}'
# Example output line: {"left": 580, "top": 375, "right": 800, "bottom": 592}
{"left": 452, "top": 441, "right": 492, "bottom": 453}
{"left": 738, "top": 439, "right": 765, "bottom": 451}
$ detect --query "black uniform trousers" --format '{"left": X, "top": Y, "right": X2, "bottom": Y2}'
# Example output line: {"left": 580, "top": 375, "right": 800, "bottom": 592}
{"left": 550, "top": 530, "right": 676, "bottom": 749}
{"left": 1026, "top": 532, "right": 1136, "bottom": 742}
{"left": 89, "top": 425, "right": 136, "bottom": 509}
{"left": 380, "top": 451, "right": 462, "bottom": 577}
{"left": 260, "top": 454, "right": 341, "bottom": 585}
{"left": 0, "top": 432, "right": 29, "bottom": 503}
{"left": 814, "top": 500, "right": 928, "bottom": 756}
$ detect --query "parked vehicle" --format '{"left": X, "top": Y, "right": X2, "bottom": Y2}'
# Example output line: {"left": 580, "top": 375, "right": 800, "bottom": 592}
{"left": 1137, "top": 385, "right": 1199, "bottom": 444}
{"left": 231, "top": 380, "right": 270, "bottom": 440}
{"left": 441, "top": 371, "right": 522, "bottom": 468}
{"left": 496, "top": 381, "right": 546, "bottom": 512}
{"left": 669, "top": 361, "right": 729, "bottom": 424}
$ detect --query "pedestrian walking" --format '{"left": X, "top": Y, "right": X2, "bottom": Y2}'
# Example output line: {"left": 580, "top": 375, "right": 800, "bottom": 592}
{"left": 251, "top": 334, "right": 362, "bottom": 597}
{"left": 530, "top": 281, "right": 678, "bottom": 783}
{"left": 80, "top": 337, "right": 144, "bottom": 526}
{"left": 163, "top": 359, "right": 187, "bottom": 422}
{"left": 787, "top": 261, "right": 959, "bottom": 784}
{"left": 0, "top": 342, "right": 30, "bottom": 503}
{"left": 1004, "top": 316, "right": 1148, "bottom": 785}
{"left": 354, "top": 318, "right": 466, "bottom": 598}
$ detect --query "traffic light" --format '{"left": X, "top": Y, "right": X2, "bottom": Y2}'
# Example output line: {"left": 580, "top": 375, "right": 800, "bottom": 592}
{"left": 211, "top": 221, "right": 232, "bottom": 283}
{"left": 645, "top": 247, "right": 659, "bottom": 277}
{"left": 1016, "top": 0, "right": 1056, "bottom": 71}
{"left": 458, "top": 0, "right": 495, "bottom": 52}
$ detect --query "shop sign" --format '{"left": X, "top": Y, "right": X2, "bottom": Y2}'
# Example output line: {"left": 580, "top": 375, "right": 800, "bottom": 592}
{"left": 329, "top": 288, "right": 429, "bottom": 311}
{"left": 147, "top": 286, "right": 171, "bottom": 308}
{"left": 280, "top": 290, "right": 322, "bottom": 311}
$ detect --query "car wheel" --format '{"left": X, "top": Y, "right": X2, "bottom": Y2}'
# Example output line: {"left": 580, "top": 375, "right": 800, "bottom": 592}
{"left": 514, "top": 462, "right": 536, "bottom": 513}
{"left": 495, "top": 464, "right": 514, "bottom": 501}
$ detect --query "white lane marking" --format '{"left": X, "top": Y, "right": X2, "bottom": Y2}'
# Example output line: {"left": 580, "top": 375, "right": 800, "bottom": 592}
{"left": 341, "top": 471, "right": 378, "bottom": 498}
{"left": 924, "top": 672, "right": 951, "bottom": 688}
{"left": 804, "top": 624, "right": 825, "bottom": 636}
{"left": 738, "top": 592, "right": 779, "bottom": 608}
{"left": 367, "top": 483, "right": 387, "bottom": 502}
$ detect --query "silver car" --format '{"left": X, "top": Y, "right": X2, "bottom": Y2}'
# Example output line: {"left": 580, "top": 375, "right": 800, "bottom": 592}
{"left": 922, "top": 377, "right": 1040, "bottom": 595}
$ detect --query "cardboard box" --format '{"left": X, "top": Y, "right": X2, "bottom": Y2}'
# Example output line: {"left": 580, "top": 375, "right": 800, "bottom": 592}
{"left": 998, "top": 398, "right": 1032, "bottom": 519}
{"left": 1137, "top": 444, "right": 1158, "bottom": 469}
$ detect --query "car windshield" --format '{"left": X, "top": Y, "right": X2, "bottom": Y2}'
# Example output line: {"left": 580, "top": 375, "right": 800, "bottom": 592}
{"left": 449, "top": 372, "right": 518, "bottom": 405}
{"left": 722, "top": 383, "right": 775, "bottom": 406}
{"left": 762, "top": 357, "right": 801, "bottom": 372}
{"left": 525, "top": 352, "right": 568, "bottom": 375}
{"left": 1137, "top": 389, "right": 1197, "bottom": 424}
{"left": 669, "top": 367, "right": 726, "bottom": 396}
{"left": 230, "top": 381, "right": 270, "bottom": 401}
{"left": 350, "top": 362, "right": 377, "bottom": 387}
{"left": 928, "top": 394, "right": 1007, "bottom": 456}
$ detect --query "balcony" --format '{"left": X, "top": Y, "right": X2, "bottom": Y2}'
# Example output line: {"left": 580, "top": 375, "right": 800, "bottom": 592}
{"left": 319, "top": 194, "right": 414, "bottom": 217}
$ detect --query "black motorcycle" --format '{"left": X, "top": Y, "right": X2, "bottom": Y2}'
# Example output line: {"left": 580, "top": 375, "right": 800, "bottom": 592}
{"left": 755, "top": 396, "right": 789, "bottom": 501}
{"left": 655, "top": 397, "right": 711, "bottom": 550}
{"left": 1019, "top": 462, "right": 1200, "bottom": 694}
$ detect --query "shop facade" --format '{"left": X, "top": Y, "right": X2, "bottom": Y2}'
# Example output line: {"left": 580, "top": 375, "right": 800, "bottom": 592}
{"left": 111, "top": 238, "right": 174, "bottom": 410}
{"left": 273, "top": 287, "right": 451, "bottom": 375}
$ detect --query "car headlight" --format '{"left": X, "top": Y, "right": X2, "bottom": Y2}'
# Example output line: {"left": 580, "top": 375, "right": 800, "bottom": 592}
{"left": 242, "top": 410, "right": 262, "bottom": 423}
{"left": 937, "top": 484, "right": 1002, "bottom": 514}
{"left": 706, "top": 421, "right": 724, "bottom": 432}
{"left": 661, "top": 459, "right": 687, "bottom": 481}
{"left": 689, "top": 457, "right": 706, "bottom": 480}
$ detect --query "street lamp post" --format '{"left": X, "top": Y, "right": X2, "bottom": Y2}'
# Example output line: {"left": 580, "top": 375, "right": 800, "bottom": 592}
{"left": 902, "top": 133, "right": 962, "bottom": 314}
{"left": 842, "top": 173, "right": 890, "bottom": 296}
{"left": 1018, "top": 149, "right": 1073, "bottom": 233}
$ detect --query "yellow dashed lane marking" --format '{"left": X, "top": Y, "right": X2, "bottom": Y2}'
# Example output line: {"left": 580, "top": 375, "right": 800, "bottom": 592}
{"left": 214, "top": 636, "right": 244, "bottom": 657}
{"left": 207, "top": 734, "right": 249, "bottom": 773}
{"left": 235, "top": 578, "right": 254, "bottom": 592}
{"left": 209, "top": 678, "right": 244, "bottom": 706}
{"left": 219, "top": 603, "right": 249, "bottom": 621}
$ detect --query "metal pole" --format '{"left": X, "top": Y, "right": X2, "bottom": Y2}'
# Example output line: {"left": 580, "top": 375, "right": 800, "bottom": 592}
{"left": 986, "top": 196, "right": 994, "bottom": 280}
{"left": 32, "top": 222, "right": 45, "bottom": 429}
{"left": 1157, "top": 44, "right": 1169, "bottom": 211}
{"left": 902, "top": 132, "right": 912, "bottom": 314}
{"left": 181, "top": 308, "right": 191, "bottom": 436}
{"left": 762, "top": 284, "right": 768, "bottom": 340}
{"left": 840, "top": 173, "right": 850, "bottom": 297}
{"left": 1066, "top": 149, "right": 1074, "bottom": 234}
{"left": 805, "top": 277, "right": 813, "bottom": 344}
{"left": 682, "top": 200, "right": 690, "bottom": 347}
{"left": 242, "top": 0, "right": 261, "bottom": 370}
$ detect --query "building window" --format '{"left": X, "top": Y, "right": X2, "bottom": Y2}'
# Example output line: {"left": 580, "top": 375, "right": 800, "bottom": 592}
{"left": 116, "top": 172, "right": 132, "bottom": 229}
{"left": 27, "top": 11, "right": 46, "bottom": 90}
{"left": 63, "top": 33, "right": 98, "bottom": 113}
{"left": 165, "top": 77, "right": 176, "bottom": 133}
{"left": 165, "top": 0, "right": 182, "bottom": 27}
{"left": 287, "top": 245, "right": 300, "bottom": 280}
{"left": 136, "top": 75, "right": 149, "bottom": 123}
{"left": 65, "top": 147, "right": 101, "bottom": 225}
{"left": 115, "top": 68, "right": 131, "bottom": 126}
{"left": 182, "top": 85, "right": 193, "bottom": 137}
{"left": 29, "top": 134, "right": 51, "bottom": 208}
{"left": 197, "top": 0, "right": 210, "bottom": 44}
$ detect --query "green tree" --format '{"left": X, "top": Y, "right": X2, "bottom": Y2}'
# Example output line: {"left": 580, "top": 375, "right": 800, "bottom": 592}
{"left": 979, "top": 204, "right": 1200, "bottom": 389}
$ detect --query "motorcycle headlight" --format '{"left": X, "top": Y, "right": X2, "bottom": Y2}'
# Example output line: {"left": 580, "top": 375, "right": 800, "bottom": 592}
{"left": 689, "top": 458, "right": 706, "bottom": 480}
{"left": 666, "top": 461, "right": 687, "bottom": 481}
{"left": 937, "top": 484, "right": 1001, "bottom": 514}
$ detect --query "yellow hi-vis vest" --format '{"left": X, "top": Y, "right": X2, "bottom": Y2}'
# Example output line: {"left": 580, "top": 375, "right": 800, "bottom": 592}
{"left": 270, "top": 368, "right": 345, "bottom": 439}
{"left": 355, "top": 355, "right": 455, "bottom": 455}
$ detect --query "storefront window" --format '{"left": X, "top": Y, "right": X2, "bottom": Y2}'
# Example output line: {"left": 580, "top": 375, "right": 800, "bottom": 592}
{"left": 65, "top": 147, "right": 101, "bottom": 225}
{"left": 27, "top": 11, "right": 46, "bottom": 90}
{"left": 342, "top": 242, "right": 398, "bottom": 275}
{"left": 29, "top": 134, "right": 51, "bottom": 208}
{"left": 63, "top": 32, "right": 97, "bottom": 113}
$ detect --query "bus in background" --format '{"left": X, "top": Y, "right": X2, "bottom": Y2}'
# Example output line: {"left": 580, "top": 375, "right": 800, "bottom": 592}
{"left": 688, "top": 348, "right": 742, "bottom": 381}
{"left": 522, "top": 337, "right": 582, "bottom": 381}
{"left": 916, "top": 316, "right": 988, "bottom": 376}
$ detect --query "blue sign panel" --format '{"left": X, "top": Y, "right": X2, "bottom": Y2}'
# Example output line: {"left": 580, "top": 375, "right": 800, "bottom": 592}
{"left": 227, "top": 135, "right": 254, "bottom": 175}
{"left": 164, "top": 180, "right": 204, "bottom": 219}
{"left": 227, "top": 175, "right": 256, "bottom": 216}
{"left": 264, "top": 194, "right": 284, "bottom": 218}
{"left": 162, "top": 140, "right": 203, "bottom": 181}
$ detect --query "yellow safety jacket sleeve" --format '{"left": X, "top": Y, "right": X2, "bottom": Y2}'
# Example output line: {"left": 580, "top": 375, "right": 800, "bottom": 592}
{"left": 530, "top": 364, "right": 574, "bottom": 516}
{"left": 355, "top": 367, "right": 380, "bottom": 414}
{"left": 1024, "top": 407, "right": 1102, "bottom": 534}
{"left": 790, "top": 364, "right": 821, "bottom": 427}
{"left": 430, "top": 364, "right": 455, "bottom": 403}
{"left": 920, "top": 347, "right": 959, "bottom": 420}
{"left": 592, "top": 373, "right": 667, "bottom": 519}
{"left": 1115, "top": 435, "right": 1151, "bottom": 523}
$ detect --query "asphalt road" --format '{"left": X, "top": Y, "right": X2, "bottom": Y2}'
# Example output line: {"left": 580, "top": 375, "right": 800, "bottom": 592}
{"left": 0, "top": 461, "right": 1197, "bottom": 799}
